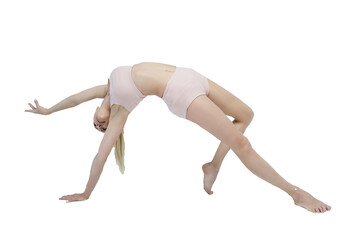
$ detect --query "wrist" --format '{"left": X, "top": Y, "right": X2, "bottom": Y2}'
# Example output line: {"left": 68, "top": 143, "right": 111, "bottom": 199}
{"left": 46, "top": 108, "right": 53, "bottom": 115}
{"left": 83, "top": 191, "right": 91, "bottom": 199}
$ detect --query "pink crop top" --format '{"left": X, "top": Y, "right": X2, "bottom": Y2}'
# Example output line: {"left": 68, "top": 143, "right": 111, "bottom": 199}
{"left": 108, "top": 66, "right": 145, "bottom": 112}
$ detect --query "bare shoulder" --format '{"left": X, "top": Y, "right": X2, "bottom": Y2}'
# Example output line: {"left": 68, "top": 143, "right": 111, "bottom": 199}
{"left": 110, "top": 104, "right": 130, "bottom": 119}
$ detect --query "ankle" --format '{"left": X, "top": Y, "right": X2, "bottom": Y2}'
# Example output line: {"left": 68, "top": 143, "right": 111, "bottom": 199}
{"left": 289, "top": 187, "right": 306, "bottom": 203}
{"left": 288, "top": 186, "right": 299, "bottom": 197}
{"left": 209, "top": 162, "right": 221, "bottom": 172}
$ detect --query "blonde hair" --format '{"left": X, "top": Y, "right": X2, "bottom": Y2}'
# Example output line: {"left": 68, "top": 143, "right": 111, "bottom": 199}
{"left": 114, "top": 130, "right": 125, "bottom": 174}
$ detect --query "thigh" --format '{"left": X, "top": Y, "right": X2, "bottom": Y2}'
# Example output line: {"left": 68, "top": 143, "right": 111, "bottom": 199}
{"left": 207, "top": 79, "right": 253, "bottom": 121}
{"left": 186, "top": 95, "right": 243, "bottom": 149}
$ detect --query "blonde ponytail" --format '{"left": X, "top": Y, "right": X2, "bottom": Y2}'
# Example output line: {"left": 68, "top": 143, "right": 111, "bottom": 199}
{"left": 114, "top": 130, "right": 125, "bottom": 174}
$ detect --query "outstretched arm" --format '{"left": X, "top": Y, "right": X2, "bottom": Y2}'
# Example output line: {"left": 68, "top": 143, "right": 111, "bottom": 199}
{"left": 25, "top": 84, "right": 107, "bottom": 115}
{"left": 59, "top": 105, "right": 129, "bottom": 202}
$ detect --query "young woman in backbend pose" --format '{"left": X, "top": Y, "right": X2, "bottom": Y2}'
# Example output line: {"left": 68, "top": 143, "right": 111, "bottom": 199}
{"left": 26, "top": 62, "right": 331, "bottom": 213}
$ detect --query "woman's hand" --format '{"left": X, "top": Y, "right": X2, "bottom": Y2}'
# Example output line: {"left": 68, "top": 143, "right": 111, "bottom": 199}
{"left": 59, "top": 193, "right": 90, "bottom": 203}
{"left": 25, "top": 99, "right": 50, "bottom": 115}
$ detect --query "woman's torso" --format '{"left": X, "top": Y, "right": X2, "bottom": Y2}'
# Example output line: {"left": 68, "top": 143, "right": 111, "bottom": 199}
{"left": 131, "top": 62, "right": 176, "bottom": 98}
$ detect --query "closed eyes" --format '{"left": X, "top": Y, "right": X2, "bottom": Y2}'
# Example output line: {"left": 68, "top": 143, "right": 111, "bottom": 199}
{"left": 94, "top": 123, "right": 107, "bottom": 132}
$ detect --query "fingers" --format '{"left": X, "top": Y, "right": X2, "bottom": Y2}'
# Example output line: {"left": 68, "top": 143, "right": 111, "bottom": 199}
{"left": 60, "top": 195, "right": 73, "bottom": 202}
{"left": 29, "top": 103, "right": 36, "bottom": 110}
{"left": 25, "top": 100, "right": 41, "bottom": 114}
{"left": 25, "top": 100, "right": 37, "bottom": 113}
{"left": 59, "top": 195, "right": 78, "bottom": 203}
{"left": 59, "top": 193, "right": 88, "bottom": 203}
{"left": 59, "top": 195, "right": 69, "bottom": 201}
{"left": 59, "top": 195, "right": 70, "bottom": 200}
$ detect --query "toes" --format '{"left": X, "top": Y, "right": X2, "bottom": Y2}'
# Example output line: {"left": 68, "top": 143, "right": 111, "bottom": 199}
{"left": 324, "top": 205, "right": 330, "bottom": 212}
{"left": 204, "top": 187, "right": 213, "bottom": 195}
{"left": 314, "top": 206, "right": 324, "bottom": 213}
{"left": 320, "top": 205, "right": 331, "bottom": 213}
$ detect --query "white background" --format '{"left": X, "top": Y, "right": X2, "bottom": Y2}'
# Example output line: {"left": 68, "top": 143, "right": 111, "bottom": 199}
{"left": 1, "top": 0, "right": 359, "bottom": 239}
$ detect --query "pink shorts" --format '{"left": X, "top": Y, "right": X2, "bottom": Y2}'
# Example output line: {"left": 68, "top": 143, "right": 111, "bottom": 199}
{"left": 162, "top": 67, "right": 209, "bottom": 119}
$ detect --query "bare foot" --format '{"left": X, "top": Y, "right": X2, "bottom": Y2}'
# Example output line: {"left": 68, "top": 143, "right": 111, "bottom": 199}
{"left": 291, "top": 188, "right": 332, "bottom": 213}
{"left": 202, "top": 162, "right": 219, "bottom": 195}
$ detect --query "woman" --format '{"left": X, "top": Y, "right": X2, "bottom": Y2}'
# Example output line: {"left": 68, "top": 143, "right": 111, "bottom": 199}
{"left": 26, "top": 62, "right": 331, "bottom": 213}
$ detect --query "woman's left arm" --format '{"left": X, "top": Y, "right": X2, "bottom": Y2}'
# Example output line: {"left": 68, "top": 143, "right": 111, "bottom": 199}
{"left": 59, "top": 105, "right": 130, "bottom": 203}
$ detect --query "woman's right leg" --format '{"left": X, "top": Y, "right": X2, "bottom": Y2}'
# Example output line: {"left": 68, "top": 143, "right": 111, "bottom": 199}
{"left": 186, "top": 95, "right": 331, "bottom": 213}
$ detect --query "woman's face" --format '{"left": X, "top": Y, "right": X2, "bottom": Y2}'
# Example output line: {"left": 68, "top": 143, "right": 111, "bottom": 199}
{"left": 93, "top": 106, "right": 109, "bottom": 133}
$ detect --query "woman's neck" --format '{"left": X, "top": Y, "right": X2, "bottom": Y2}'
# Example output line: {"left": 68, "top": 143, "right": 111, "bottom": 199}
{"left": 101, "top": 93, "right": 111, "bottom": 111}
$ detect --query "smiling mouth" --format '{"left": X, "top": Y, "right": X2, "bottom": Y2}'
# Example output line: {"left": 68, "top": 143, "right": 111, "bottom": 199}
{"left": 97, "top": 118, "right": 105, "bottom": 124}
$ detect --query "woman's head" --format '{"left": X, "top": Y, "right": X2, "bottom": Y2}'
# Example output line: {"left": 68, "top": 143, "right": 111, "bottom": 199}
{"left": 93, "top": 96, "right": 110, "bottom": 133}
{"left": 93, "top": 106, "right": 109, "bottom": 132}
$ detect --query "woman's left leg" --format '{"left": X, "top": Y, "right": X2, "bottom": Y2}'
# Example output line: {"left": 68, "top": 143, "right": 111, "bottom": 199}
{"left": 186, "top": 95, "right": 331, "bottom": 213}
{"left": 203, "top": 79, "right": 254, "bottom": 194}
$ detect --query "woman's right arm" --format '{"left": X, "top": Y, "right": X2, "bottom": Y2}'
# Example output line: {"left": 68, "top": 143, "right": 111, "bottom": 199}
{"left": 59, "top": 104, "right": 129, "bottom": 202}
{"left": 25, "top": 84, "right": 107, "bottom": 115}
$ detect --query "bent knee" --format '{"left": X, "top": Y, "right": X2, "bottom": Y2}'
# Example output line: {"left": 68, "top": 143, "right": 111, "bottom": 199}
{"left": 235, "top": 106, "right": 254, "bottom": 125}
{"left": 229, "top": 134, "right": 252, "bottom": 152}
{"left": 247, "top": 107, "right": 254, "bottom": 123}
